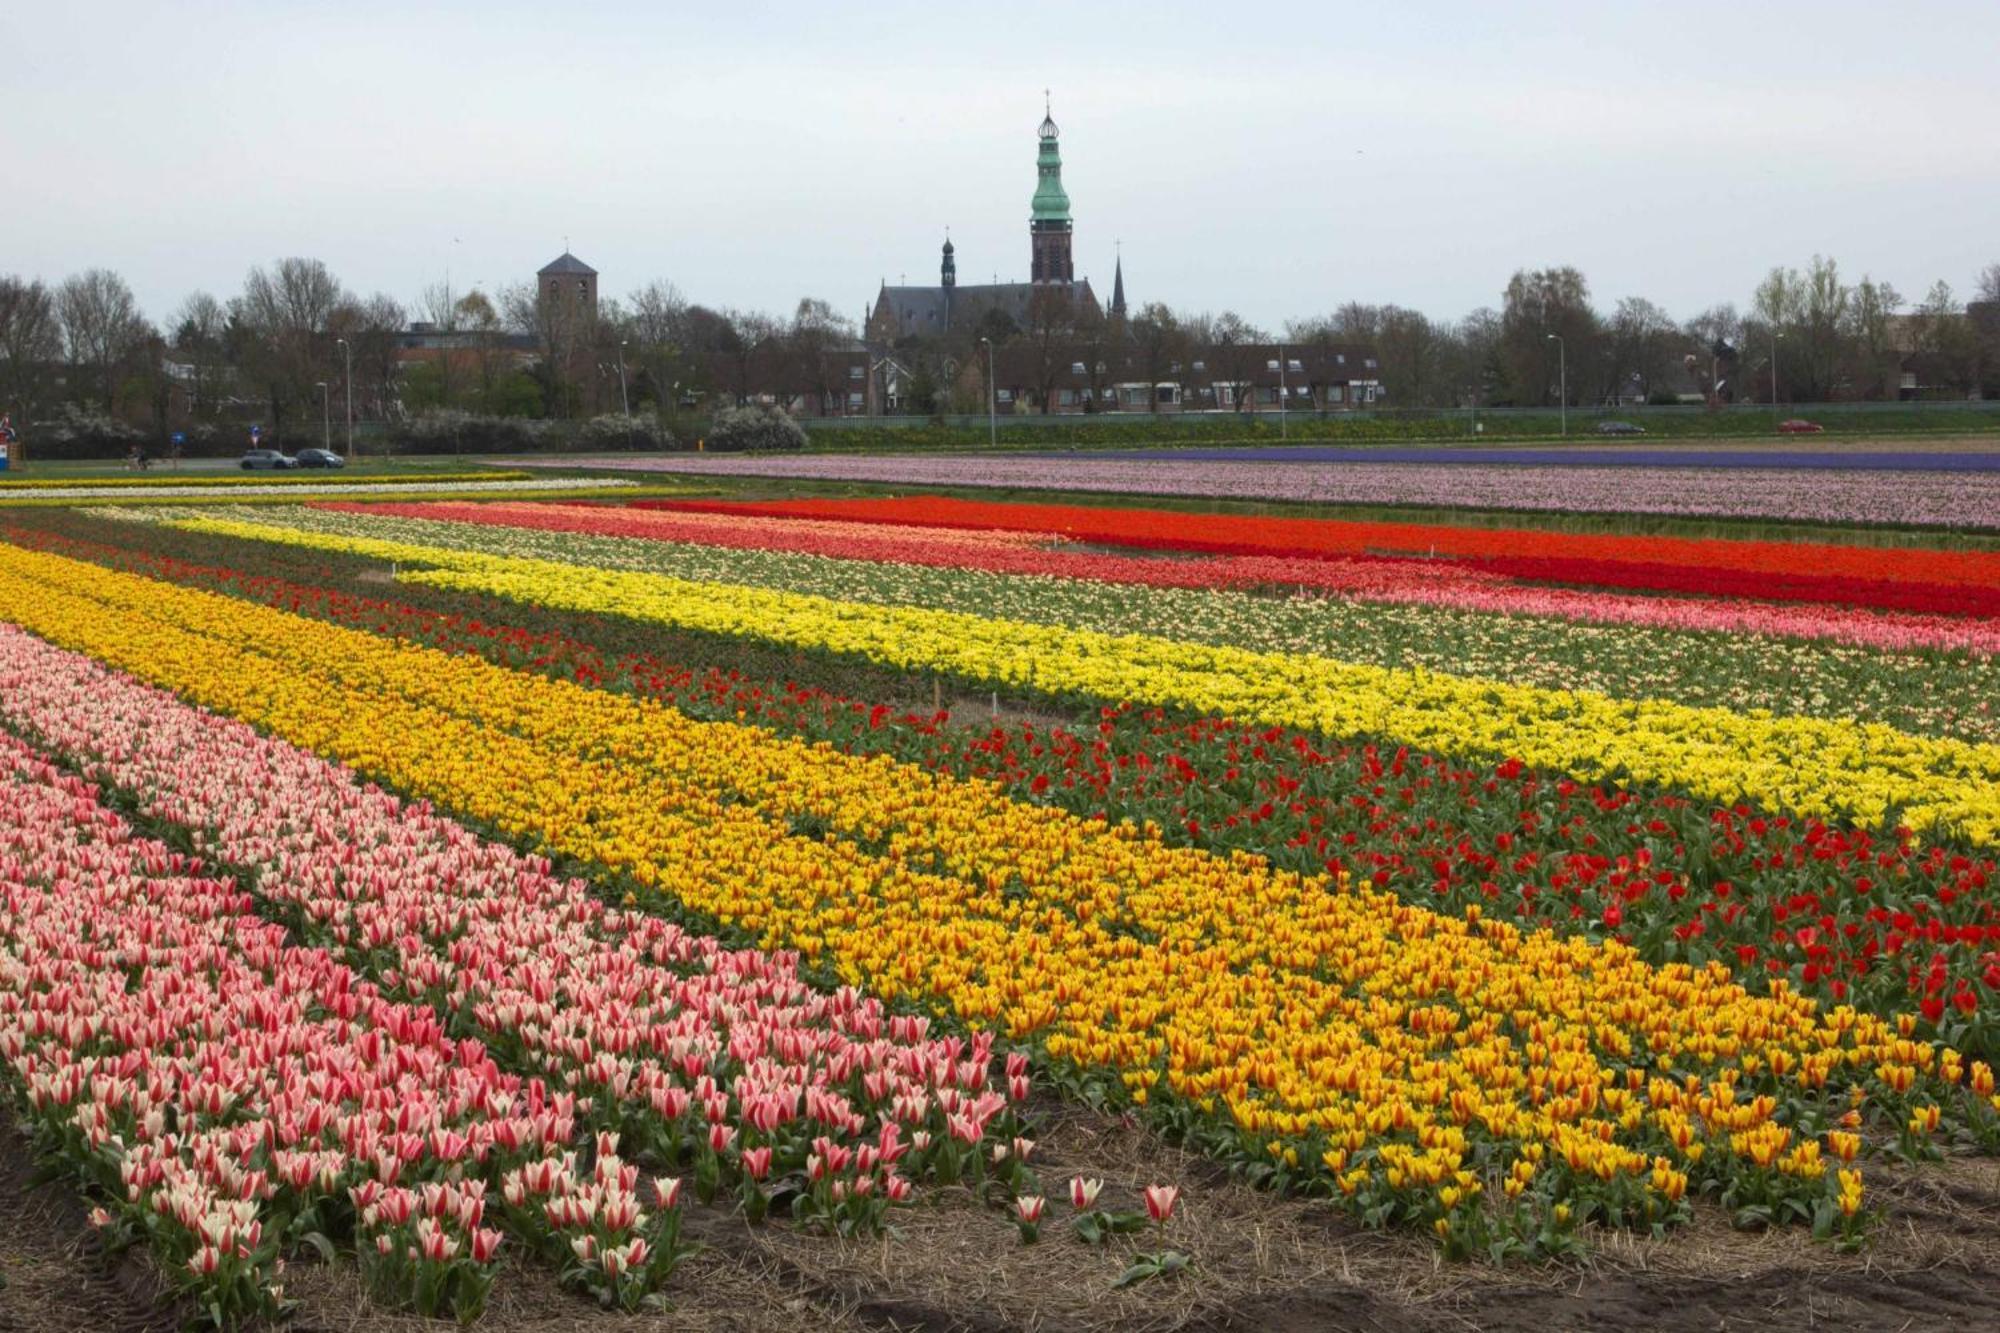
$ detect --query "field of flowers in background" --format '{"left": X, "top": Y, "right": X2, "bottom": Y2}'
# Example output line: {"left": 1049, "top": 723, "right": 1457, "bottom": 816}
{"left": 2, "top": 460, "right": 2000, "bottom": 1328}
{"left": 529, "top": 451, "right": 2000, "bottom": 528}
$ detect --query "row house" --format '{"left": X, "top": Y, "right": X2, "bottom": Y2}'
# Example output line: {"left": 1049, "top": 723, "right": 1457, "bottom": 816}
{"left": 965, "top": 341, "right": 1385, "bottom": 416}
{"left": 709, "top": 341, "right": 879, "bottom": 417}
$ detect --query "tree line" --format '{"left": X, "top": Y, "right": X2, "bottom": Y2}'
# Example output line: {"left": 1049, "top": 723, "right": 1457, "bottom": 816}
{"left": 0, "top": 259, "right": 871, "bottom": 448}
{"left": 3, "top": 255, "right": 1997, "bottom": 449}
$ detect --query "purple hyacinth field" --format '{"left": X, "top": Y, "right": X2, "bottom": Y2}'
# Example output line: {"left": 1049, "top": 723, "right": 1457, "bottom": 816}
{"left": 524, "top": 453, "right": 2000, "bottom": 528}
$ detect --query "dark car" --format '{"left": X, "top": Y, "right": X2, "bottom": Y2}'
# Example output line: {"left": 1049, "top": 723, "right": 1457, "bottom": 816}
{"left": 295, "top": 448, "right": 346, "bottom": 469}
{"left": 1595, "top": 420, "right": 1646, "bottom": 436}
{"left": 1778, "top": 418, "right": 1825, "bottom": 434}
{"left": 240, "top": 448, "right": 299, "bottom": 470}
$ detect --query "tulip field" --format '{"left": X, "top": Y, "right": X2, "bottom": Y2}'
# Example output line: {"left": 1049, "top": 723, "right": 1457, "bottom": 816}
{"left": 3, "top": 469, "right": 2000, "bottom": 1330}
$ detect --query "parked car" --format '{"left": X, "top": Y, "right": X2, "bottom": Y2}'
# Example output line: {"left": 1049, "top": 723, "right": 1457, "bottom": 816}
{"left": 295, "top": 448, "right": 346, "bottom": 469}
{"left": 1778, "top": 418, "right": 1825, "bottom": 434}
{"left": 240, "top": 448, "right": 299, "bottom": 470}
{"left": 1595, "top": 420, "right": 1646, "bottom": 436}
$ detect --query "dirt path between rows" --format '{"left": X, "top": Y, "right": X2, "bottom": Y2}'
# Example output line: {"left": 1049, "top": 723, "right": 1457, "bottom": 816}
{"left": 8, "top": 1101, "right": 2000, "bottom": 1333}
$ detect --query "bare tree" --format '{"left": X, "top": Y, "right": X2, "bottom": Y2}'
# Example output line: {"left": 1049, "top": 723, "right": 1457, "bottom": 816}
{"left": 1369, "top": 306, "right": 1449, "bottom": 407}
{"left": 1604, "top": 297, "right": 1679, "bottom": 403}
{"left": 168, "top": 291, "right": 230, "bottom": 420}
{"left": 1913, "top": 280, "right": 1979, "bottom": 395}
{"left": 415, "top": 279, "right": 465, "bottom": 406}
{"left": 1205, "top": 311, "right": 1267, "bottom": 412}
{"left": 334, "top": 293, "right": 406, "bottom": 424}
{"left": 1683, "top": 304, "right": 1743, "bottom": 401}
{"left": 786, "top": 297, "right": 857, "bottom": 414}
{"left": 627, "top": 280, "right": 688, "bottom": 350}
{"left": 452, "top": 289, "right": 509, "bottom": 408}
{"left": 1500, "top": 267, "right": 1597, "bottom": 406}
{"left": 57, "top": 268, "right": 150, "bottom": 412}
{"left": 0, "top": 275, "right": 64, "bottom": 420}
{"left": 235, "top": 258, "right": 345, "bottom": 442}
{"left": 1845, "top": 277, "right": 1903, "bottom": 399}
{"left": 1975, "top": 263, "right": 2000, "bottom": 306}
{"left": 1024, "top": 288, "right": 1082, "bottom": 412}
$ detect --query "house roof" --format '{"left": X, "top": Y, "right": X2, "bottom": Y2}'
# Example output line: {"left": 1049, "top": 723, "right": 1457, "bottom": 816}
{"left": 537, "top": 251, "right": 597, "bottom": 277}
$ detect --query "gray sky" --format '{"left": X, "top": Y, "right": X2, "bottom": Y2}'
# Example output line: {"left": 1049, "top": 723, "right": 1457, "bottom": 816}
{"left": 4, "top": 1, "right": 1997, "bottom": 332}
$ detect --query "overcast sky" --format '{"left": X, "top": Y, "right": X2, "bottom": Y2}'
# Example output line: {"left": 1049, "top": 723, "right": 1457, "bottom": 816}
{"left": 4, "top": 1, "right": 1997, "bottom": 332}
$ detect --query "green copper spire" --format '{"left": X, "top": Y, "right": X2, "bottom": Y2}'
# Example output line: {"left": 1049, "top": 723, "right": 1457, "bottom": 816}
{"left": 1031, "top": 94, "right": 1071, "bottom": 223}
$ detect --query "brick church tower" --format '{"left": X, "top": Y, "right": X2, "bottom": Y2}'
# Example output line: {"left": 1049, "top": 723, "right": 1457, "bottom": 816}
{"left": 1029, "top": 96, "right": 1074, "bottom": 285}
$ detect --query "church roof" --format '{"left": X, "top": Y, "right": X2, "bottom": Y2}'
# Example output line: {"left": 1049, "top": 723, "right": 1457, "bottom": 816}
{"left": 538, "top": 251, "right": 597, "bottom": 277}
{"left": 873, "top": 281, "right": 1099, "bottom": 339}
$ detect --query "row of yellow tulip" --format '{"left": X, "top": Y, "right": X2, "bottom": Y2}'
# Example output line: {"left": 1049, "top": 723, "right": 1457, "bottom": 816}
{"left": 0, "top": 540, "right": 1992, "bottom": 1237}
{"left": 167, "top": 514, "right": 2000, "bottom": 846}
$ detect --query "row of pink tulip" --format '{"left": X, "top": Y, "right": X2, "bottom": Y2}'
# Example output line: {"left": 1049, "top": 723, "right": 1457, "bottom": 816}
{"left": 342, "top": 500, "right": 2000, "bottom": 657}
{"left": 0, "top": 729, "right": 561, "bottom": 1321}
{"left": 0, "top": 623, "right": 1024, "bottom": 1315}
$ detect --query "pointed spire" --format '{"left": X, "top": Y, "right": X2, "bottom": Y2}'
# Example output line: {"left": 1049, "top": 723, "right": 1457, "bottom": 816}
{"left": 1112, "top": 244, "right": 1126, "bottom": 319}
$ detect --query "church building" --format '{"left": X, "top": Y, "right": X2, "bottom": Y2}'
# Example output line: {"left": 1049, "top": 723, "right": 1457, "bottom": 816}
{"left": 867, "top": 100, "right": 1107, "bottom": 344}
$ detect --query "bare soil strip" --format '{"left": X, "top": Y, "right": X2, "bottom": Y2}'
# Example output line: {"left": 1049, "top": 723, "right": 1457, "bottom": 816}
{"left": 8, "top": 1102, "right": 2000, "bottom": 1332}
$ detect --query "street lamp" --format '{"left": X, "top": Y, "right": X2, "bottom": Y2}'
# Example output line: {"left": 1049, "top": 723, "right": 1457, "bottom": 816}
{"left": 335, "top": 337, "right": 354, "bottom": 461}
{"left": 1278, "top": 343, "right": 1289, "bottom": 441}
{"left": 1771, "top": 329, "right": 1785, "bottom": 417}
{"left": 616, "top": 340, "right": 633, "bottom": 450}
{"left": 315, "top": 381, "right": 330, "bottom": 452}
{"left": 978, "top": 337, "right": 996, "bottom": 447}
{"left": 1546, "top": 333, "right": 1567, "bottom": 436}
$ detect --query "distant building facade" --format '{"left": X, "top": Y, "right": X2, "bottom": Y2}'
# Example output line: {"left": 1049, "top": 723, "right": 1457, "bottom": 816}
{"left": 868, "top": 101, "right": 1100, "bottom": 344}
{"left": 538, "top": 250, "right": 599, "bottom": 317}
{"left": 963, "top": 341, "right": 1384, "bottom": 416}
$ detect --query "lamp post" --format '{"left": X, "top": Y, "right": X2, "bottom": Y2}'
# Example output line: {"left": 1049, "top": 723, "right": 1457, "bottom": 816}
{"left": 617, "top": 340, "right": 633, "bottom": 449}
{"left": 335, "top": 337, "right": 354, "bottom": 460}
{"left": 1278, "top": 344, "right": 1289, "bottom": 441}
{"left": 1771, "top": 329, "right": 1784, "bottom": 418}
{"left": 315, "top": 381, "right": 330, "bottom": 452}
{"left": 979, "top": 337, "right": 996, "bottom": 447}
{"left": 1546, "top": 333, "right": 1567, "bottom": 436}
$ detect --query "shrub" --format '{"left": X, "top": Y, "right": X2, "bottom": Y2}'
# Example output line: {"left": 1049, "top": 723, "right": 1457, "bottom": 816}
{"left": 574, "top": 413, "right": 675, "bottom": 452}
{"left": 22, "top": 406, "right": 145, "bottom": 461}
{"left": 381, "top": 412, "right": 558, "bottom": 455}
{"left": 706, "top": 404, "right": 808, "bottom": 453}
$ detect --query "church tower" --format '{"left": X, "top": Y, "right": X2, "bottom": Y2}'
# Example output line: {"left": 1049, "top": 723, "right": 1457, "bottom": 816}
{"left": 1030, "top": 96, "right": 1074, "bottom": 285}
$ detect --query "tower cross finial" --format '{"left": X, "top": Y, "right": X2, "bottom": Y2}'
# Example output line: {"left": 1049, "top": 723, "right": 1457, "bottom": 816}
{"left": 1044, "top": 88, "right": 1050, "bottom": 116}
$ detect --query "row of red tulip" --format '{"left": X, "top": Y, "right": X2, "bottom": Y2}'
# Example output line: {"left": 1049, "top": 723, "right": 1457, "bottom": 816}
{"left": 658, "top": 496, "right": 2000, "bottom": 618}
{"left": 350, "top": 500, "right": 2000, "bottom": 656}
{"left": 653, "top": 496, "right": 2000, "bottom": 589}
